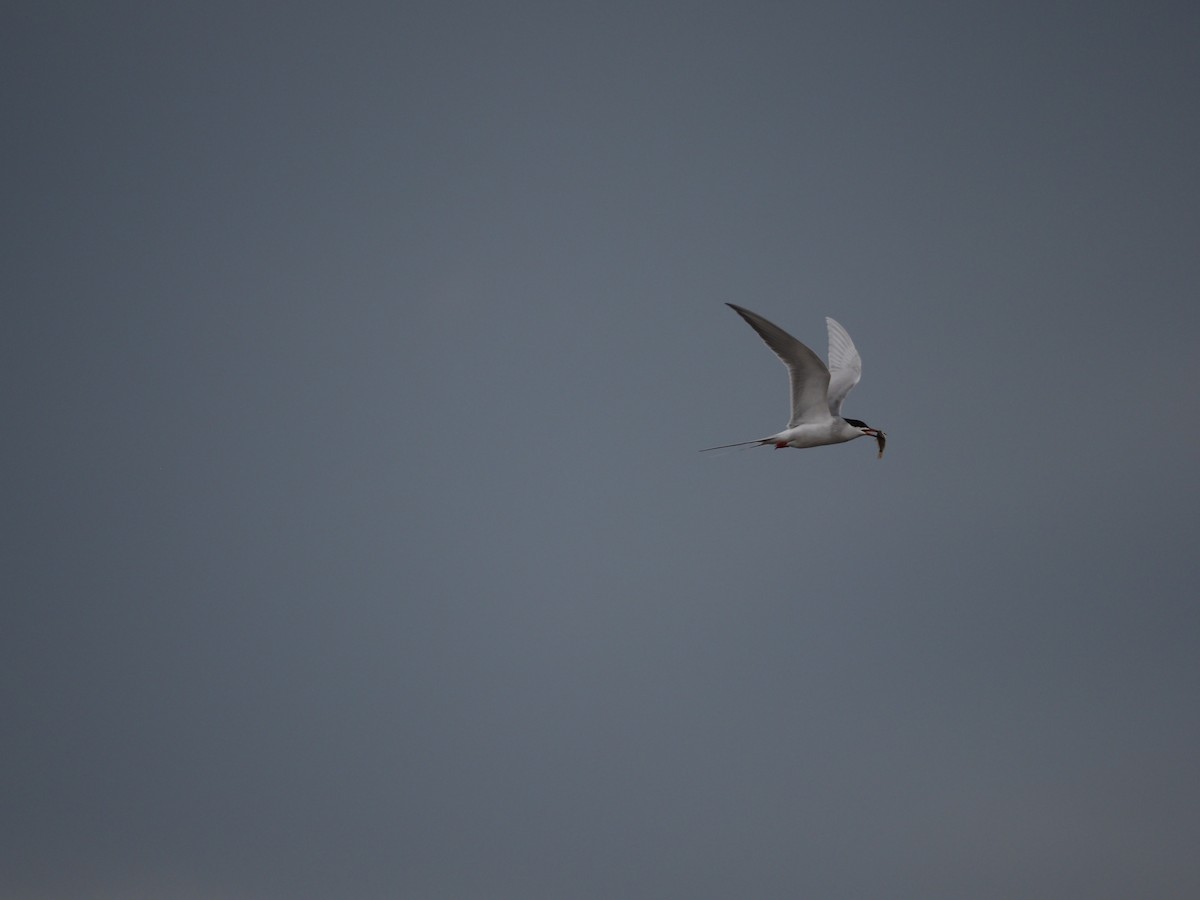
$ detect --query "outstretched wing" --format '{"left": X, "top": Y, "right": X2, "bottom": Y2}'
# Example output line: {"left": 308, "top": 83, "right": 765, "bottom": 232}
{"left": 825, "top": 316, "right": 863, "bottom": 417}
{"left": 727, "top": 304, "right": 831, "bottom": 427}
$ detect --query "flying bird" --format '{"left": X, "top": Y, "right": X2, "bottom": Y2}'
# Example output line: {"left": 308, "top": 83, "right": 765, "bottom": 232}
{"left": 703, "top": 304, "right": 887, "bottom": 457}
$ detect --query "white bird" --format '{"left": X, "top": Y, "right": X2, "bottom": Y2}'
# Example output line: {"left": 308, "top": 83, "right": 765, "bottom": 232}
{"left": 703, "top": 304, "right": 886, "bottom": 457}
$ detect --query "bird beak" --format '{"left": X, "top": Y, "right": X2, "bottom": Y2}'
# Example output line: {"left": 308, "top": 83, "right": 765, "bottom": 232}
{"left": 861, "top": 427, "right": 886, "bottom": 458}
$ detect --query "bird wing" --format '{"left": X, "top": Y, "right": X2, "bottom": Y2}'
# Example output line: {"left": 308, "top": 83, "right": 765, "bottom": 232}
{"left": 824, "top": 316, "right": 863, "bottom": 417}
{"left": 726, "top": 304, "right": 831, "bottom": 427}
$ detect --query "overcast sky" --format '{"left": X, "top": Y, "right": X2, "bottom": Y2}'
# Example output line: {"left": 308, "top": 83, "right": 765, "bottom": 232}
{"left": 4, "top": 2, "right": 1199, "bottom": 898}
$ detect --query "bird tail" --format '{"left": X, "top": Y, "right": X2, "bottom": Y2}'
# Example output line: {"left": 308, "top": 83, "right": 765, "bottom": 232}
{"left": 699, "top": 438, "right": 769, "bottom": 453}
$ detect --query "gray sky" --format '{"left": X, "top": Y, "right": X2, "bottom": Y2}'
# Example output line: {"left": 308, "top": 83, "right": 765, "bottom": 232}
{"left": 5, "top": 2, "right": 1199, "bottom": 898}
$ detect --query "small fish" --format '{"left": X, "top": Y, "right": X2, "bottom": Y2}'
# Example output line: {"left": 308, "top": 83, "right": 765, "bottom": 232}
{"left": 875, "top": 431, "right": 887, "bottom": 459}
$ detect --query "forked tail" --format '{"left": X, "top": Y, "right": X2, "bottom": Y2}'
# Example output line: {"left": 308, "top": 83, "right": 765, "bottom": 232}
{"left": 699, "top": 438, "right": 769, "bottom": 453}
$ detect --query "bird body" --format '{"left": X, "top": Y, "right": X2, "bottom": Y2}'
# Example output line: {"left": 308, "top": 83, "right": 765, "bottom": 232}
{"left": 705, "top": 304, "right": 886, "bottom": 457}
{"left": 764, "top": 419, "right": 868, "bottom": 450}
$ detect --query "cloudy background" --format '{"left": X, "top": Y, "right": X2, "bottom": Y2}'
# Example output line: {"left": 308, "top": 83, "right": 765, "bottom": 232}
{"left": 4, "top": 2, "right": 1198, "bottom": 897}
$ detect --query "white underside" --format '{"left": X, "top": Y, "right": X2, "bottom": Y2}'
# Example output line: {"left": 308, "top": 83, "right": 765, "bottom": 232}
{"left": 767, "top": 420, "right": 863, "bottom": 448}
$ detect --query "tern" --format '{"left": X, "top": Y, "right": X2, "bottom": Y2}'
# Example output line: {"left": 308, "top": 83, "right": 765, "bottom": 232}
{"left": 703, "top": 304, "right": 887, "bottom": 457}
